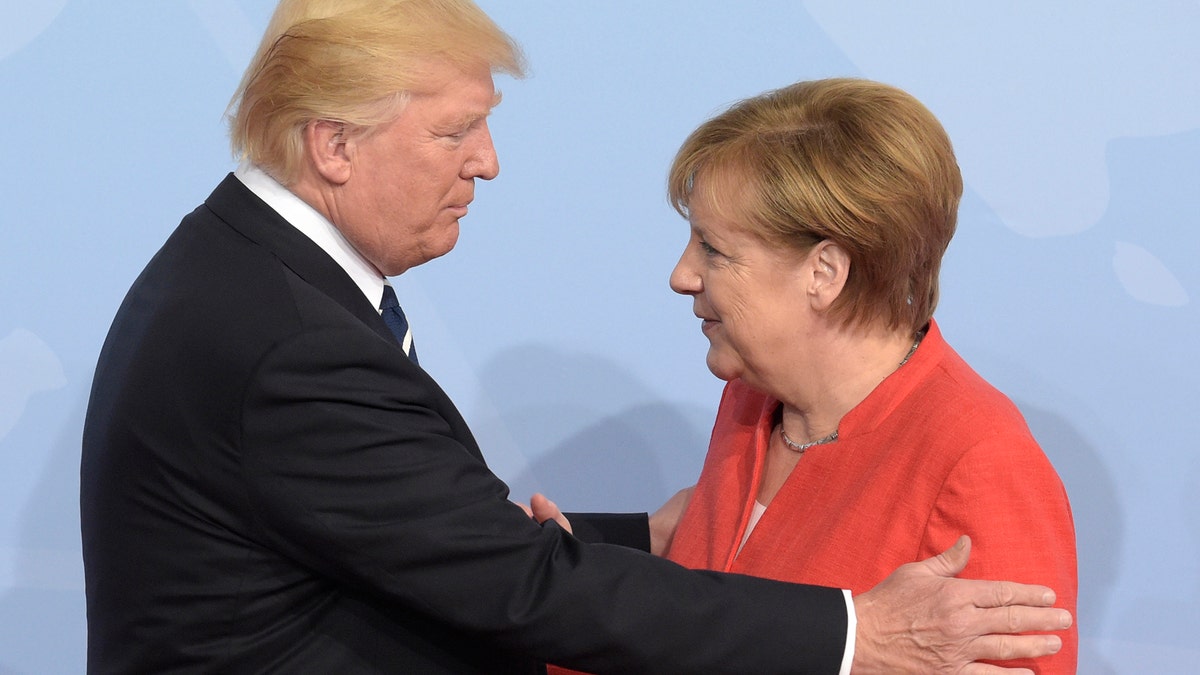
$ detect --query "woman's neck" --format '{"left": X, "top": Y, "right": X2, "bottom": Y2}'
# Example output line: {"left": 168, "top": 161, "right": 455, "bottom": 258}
{"left": 774, "top": 324, "right": 921, "bottom": 444}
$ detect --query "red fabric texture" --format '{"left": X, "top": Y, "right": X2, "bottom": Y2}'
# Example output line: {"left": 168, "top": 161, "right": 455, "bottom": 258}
{"left": 666, "top": 320, "right": 1078, "bottom": 673}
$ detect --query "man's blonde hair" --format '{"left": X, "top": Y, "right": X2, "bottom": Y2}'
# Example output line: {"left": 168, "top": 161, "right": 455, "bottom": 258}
{"left": 227, "top": 0, "right": 525, "bottom": 184}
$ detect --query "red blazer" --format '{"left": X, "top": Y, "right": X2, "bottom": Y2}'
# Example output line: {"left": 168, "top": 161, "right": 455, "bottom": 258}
{"left": 668, "top": 320, "right": 1078, "bottom": 674}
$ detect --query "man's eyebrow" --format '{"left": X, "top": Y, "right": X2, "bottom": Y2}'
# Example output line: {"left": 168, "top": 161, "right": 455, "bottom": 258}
{"left": 445, "top": 92, "right": 504, "bottom": 130}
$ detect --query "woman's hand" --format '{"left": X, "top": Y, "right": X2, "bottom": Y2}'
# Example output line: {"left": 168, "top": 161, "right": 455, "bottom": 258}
{"left": 649, "top": 485, "right": 695, "bottom": 556}
{"left": 517, "top": 493, "right": 573, "bottom": 534}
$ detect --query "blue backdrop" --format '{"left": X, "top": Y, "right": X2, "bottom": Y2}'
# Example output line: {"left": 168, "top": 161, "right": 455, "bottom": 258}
{"left": 2, "top": 1, "right": 1197, "bottom": 672}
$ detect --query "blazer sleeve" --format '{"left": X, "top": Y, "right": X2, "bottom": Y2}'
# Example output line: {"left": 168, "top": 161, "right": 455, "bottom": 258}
{"left": 238, "top": 321, "right": 848, "bottom": 674}
{"left": 923, "top": 433, "right": 1078, "bottom": 674}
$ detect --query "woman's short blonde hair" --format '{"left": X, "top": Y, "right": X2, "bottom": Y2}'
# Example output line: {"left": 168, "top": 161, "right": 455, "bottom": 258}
{"left": 227, "top": 0, "right": 525, "bottom": 184}
{"left": 668, "top": 78, "right": 963, "bottom": 333}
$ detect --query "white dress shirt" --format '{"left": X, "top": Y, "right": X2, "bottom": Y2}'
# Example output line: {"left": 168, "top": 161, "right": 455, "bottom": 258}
{"left": 233, "top": 161, "right": 388, "bottom": 313}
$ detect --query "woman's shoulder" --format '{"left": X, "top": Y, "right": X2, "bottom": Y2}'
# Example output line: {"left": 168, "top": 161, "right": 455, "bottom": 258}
{"left": 916, "top": 332, "right": 1034, "bottom": 439}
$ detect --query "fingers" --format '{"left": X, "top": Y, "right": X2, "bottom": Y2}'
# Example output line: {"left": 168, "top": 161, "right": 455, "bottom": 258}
{"left": 960, "top": 664, "right": 1035, "bottom": 675}
{"left": 972, "top": 603, "right": 1072, "bottom": 636}
{"left": 954, "top": 577, "right": 1057, "bottom": 611}
{"left": 983, "top": 580, "right": 1058, "bottom": 610}
{"left": 512, "top": 500, "right": 532, "bottom": 518}
{"left": 961, "top": 633, "right": 1063, "bottom": 664}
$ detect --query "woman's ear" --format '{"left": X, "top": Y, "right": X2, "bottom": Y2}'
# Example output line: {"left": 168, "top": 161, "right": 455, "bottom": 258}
{"left": 303, "top": 120, "right": 353, "bottom": 185}
{"left": 808, "top": 241, "right": 850, "bottom": 311}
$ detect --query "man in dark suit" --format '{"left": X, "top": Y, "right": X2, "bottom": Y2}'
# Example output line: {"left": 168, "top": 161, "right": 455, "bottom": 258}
{"left": 80, "top": 1, "right": 1070, "bottom": 672}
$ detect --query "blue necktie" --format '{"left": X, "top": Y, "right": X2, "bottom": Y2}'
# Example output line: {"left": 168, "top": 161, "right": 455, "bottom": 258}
{"left": 379, "top": 284, "right": 418, "bottom": 364}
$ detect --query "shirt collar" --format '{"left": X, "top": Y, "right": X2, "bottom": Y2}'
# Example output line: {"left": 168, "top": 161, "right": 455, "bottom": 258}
{"left": 234, "top": 161, "right": 387, "bottom": 311}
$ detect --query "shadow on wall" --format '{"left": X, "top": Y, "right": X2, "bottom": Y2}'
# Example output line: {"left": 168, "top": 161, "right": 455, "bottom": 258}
{"left": 510, "top": 402, "right": 713, "bottom": 514}
{"left": 469, "top": 343, "right": 716, "bottom": 514}
{"left": 1107, "top": 454, "right": 1200, "bottom": 669}
{"left": 1020, "top": 404, "right": 1120, "bottom": 675}
{"left": 0, "top": 392, "right": 88, "bottom": 674}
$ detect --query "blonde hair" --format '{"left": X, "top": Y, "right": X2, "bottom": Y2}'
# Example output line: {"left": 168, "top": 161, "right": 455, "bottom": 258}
{"left": 227, "top": 0, "right": 525, "bottom": 184}
{"left": 668, "top": 78, "right": 963, "bottom": 333}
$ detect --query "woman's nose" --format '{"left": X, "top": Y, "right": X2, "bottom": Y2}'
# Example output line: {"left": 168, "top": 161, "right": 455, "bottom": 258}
{"left": 669, "top": 250, "right": 700, "bottom": 296}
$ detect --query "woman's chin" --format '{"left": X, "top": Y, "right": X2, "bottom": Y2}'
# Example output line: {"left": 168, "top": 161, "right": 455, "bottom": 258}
{"left": 705, "top": 353, "right": 741, "bottom": 383}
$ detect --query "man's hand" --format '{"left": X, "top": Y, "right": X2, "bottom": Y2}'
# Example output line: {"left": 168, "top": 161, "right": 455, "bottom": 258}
{"left": 852, "top": 536, "right": 1072, "bottom": 674}
{"left": 649, "top": 485, "right": 694, "bottom": 556}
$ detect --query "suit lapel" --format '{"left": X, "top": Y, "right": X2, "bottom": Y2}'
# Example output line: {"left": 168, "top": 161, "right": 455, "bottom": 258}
{"left": 203, "top": 174, "right": 395, "bottom": 345}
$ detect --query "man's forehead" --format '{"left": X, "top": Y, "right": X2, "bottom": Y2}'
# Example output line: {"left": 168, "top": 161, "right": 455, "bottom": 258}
{"left": 419, "top": 89, "right": 502, "bottom": 129}
{"left": 410, "top": 57, "right": 497, "bottom": 89}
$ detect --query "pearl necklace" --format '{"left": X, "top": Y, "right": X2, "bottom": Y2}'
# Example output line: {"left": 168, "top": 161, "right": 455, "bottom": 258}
{"left": 778, "top": 330, "right": 925, "bottom": 454}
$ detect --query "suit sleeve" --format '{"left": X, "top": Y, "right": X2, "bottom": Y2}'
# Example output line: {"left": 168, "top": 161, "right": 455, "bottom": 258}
{"left": 564, "top": 513, "right": 651, "bottom": 551}
{"left": 238, "top": 323, "right": 847, "bottom": 674}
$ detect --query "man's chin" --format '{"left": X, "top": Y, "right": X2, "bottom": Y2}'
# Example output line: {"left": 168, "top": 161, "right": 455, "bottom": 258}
{"left": 408, "top": 226, "right": 461, "bottom": 269}
{"left": 433, "top": 225, "right": 461, "bottom": 259}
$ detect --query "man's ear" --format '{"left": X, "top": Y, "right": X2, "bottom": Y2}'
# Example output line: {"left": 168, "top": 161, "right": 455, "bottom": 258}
{"left": 808, "top": 240, "right": 851, "bottom": 311}
{"left": 303, "top": 120, "right": 353, "bottom": 185}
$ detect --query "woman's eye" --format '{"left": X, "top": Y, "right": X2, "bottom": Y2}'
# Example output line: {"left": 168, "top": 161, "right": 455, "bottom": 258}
{"left": 699, "top": 239, "right": 720, "bottom": 256}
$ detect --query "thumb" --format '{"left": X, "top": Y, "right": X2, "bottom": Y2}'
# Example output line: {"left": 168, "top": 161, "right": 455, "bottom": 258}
{"left": 531, "top": 493, "right": 574, "bottom": 534}
{"left": 530, "top": 493, "right": 558, "bottom": 522}
{"left": 925, "top": 535, "right": 971, "bottom": 577}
